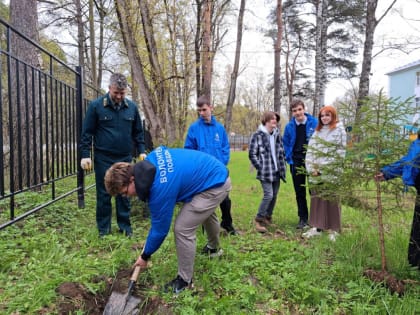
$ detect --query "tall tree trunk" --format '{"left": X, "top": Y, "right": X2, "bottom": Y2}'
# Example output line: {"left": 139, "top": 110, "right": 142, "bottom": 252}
{"left": 356, "top": 0, "right": 396, "bottom": 115}
{"left": 96, "top": 0, "right": 107, "bottom": 88}
{"left": 75, "top": 0, "right": 85, "bottom": 77}
{"left": 195, "top": 0, "right": 202, "bottom": 97}
{"left": 273, "top": 0, "right": 283, "bottom": 115}
{"left": 313, "top": 0, "right": 328, "bottom": 116}
{"left": 138, "top": 0, "right": 176, "bottom": 143}
{"left": 284, "top": 23, "right": 301, "bottom": 118}
{"left": 9, "top": 0, "right": 40, "bottom": 190}
{"left": 285, "top": 33, "right": 292, "bottom": 119}
{"left": 114, "top": 0, "right": 164, "bottom": 143}
{"left": 319, "top": 3, "right": 328, "bottom": 110}
{"left": 357, "top": 0, "right": 377, "bottom": 108}
{"left": 89, "top": 0, "right": 97, "bottom": 89}
{"left": 225, "top": 0, "right": 245, "bottom": 134}
{"left": 201, "top": 0, "right": 212, "bottom": 98}
{"left": 286, "top": 53, "right": 299, "bottom": 119}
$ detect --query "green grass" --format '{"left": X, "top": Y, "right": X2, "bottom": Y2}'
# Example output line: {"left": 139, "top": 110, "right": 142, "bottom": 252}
{"left": 1, "top": 151, "right": 419, "bottom": 314}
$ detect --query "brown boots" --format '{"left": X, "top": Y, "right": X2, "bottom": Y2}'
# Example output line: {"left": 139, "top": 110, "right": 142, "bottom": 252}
{"left": 265, "top": 216, "right": 274, "bottom": 226}
{"left": 254, "top": 216, "right": 276, "bottom": 233}
{"left": 254, "top": 217, "right": 268, "bottom": 233}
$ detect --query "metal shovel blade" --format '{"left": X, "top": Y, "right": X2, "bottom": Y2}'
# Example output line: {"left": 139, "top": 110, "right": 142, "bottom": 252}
{"left": 103, "top": 291, "right": 142, "bottom": 315}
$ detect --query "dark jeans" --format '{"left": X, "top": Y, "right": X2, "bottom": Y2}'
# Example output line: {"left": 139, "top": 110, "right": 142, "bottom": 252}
{"left": 290, "top": 159, "right": 309, "bottom": 222}
{"left": 94, "top": 151, "right": 132, "bottom": 235}
{"left": 410, "top": 175, "right": 420, "bottom": 268}
{"left": 220, "top": 194, "right": 233, "bottom": 227}
{"left": 256, "top": 180, "right": 280, "bottom": 219}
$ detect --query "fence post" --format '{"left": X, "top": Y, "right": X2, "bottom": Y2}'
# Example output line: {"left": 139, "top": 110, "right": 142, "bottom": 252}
{"left": 76, "top": 66, "right": 85, "bottom": 209}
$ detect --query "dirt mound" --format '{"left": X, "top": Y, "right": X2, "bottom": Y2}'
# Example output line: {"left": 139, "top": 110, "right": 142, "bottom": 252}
{"left": 56, "top": 281, "right": 105, "bottom": 314}
{"left": 56, "top": 269, "right": 172, "bottom": 314}
{"left": 363, "top": 269, "right": 405, "bottom": 295}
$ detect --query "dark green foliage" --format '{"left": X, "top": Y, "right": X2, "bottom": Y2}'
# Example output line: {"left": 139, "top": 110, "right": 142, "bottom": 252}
{"left": 329, "top": 93, "right": 416, "bottom": 201}
{"left": 283, "top": 0, "right": 364, "bottom": 84}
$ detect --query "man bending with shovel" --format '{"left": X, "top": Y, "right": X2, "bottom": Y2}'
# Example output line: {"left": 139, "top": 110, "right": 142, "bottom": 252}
{"left": 104, "top": 146, "right": 231, "bottom": 293}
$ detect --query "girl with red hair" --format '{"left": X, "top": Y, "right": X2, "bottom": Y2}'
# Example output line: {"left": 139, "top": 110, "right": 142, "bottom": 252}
{"left": 303, "top": 106, "right": 347, "bottom": 241}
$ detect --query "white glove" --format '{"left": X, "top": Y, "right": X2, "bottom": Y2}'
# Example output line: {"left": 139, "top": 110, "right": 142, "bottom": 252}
{"left": 80, "top": 158, "right": 92, "bottom": 170}
{"left": 139, "top": 153, "right": 147, "bottom": 161}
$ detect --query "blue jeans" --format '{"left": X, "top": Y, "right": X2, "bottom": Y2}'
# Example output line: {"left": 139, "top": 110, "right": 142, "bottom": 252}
{"left": 256, "top": 180, "right": 280, "bottom": 219}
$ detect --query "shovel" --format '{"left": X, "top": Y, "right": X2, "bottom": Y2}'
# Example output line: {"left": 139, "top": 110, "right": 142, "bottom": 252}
{"left": 103, "top": 266, "right": 143, "bottom": 315}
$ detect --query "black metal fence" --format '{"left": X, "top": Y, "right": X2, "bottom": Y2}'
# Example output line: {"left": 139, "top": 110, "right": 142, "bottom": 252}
{"left": 0, "top": 18, "right": 99, "bottom": 230}
{"left": 229, "top": 134, "right": 251, "bottom": 151}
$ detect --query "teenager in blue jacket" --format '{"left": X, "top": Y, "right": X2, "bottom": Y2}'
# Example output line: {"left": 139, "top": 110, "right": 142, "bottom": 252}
{"left": 375, "top": 135, "right": 420, "bottom": 269}
{"left": 283, "top": 99, "right": 317, "bottom": 229}
{"left": 184, "top": 95, "right": 236, "bottom": 235}
{"left": 104, "top": 146, "right": 232, "bottom": 293}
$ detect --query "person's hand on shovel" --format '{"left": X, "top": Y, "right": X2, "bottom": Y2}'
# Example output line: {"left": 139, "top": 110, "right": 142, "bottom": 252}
{"left": 134, "top": 256, "right": 148, "bottom": 270}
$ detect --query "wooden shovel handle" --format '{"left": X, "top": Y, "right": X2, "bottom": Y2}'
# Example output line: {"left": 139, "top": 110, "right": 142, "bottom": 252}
{"left": 130, "top": 265, "right": 142, "bottom": 282}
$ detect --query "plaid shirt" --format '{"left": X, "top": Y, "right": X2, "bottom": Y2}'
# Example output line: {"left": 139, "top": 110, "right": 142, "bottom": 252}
{"left": 249, "top": 128, "right": 286, "bottom": 182}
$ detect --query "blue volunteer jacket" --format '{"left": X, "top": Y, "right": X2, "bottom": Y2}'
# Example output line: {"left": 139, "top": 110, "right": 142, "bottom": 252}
{"left": 135, "top": 146, "right": 229, "bottom": 259}
{"left": 184, "top": 116, "right": 230, "bottom": 165}
{"left": 381, "top": 139, "right": 420, "bottom": 186}
{"left": 283, "top": 113, "right": 317, "bottom": 164}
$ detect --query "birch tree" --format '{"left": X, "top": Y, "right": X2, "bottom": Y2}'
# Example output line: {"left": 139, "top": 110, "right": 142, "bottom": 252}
{"left": 313, "top": 0, "right": 328, "bottom": 115}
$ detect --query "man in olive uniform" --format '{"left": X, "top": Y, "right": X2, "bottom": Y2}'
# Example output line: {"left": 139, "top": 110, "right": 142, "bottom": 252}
{"left": 80, "top": 73, "right": 145, "bottom": 237}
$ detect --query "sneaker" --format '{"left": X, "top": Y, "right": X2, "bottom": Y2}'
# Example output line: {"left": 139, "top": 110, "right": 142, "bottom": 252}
{"left": 329, "top": 231, "right": 339, "bottom": 242}
{"left": 254, "top": 218, "right": 268, "bottom": 233}
{"left": 302, "top": 227, "right": 322, "bottom": 238}
{"left": 201, "top": 244, "right": 224, "bottom": 258}
{"left": 221, "top": 223, "right": 237, "bottom": 235}
{"left": 296, "top": 219, "right": 309, "bottom": 229}
{"left": 164, "top": 275, "right": 193, "bottom": 294}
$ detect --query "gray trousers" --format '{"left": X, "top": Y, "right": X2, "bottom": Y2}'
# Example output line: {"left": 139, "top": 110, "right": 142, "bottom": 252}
{"left": 174, "top": 177, "right": 232, "bottom": 282}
